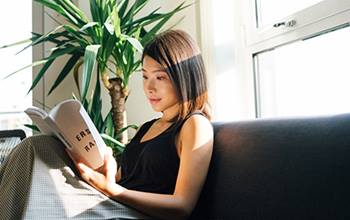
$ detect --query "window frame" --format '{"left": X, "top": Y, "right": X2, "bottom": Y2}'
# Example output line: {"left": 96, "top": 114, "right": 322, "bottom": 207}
{"left": 246, "top": 0, "right": 350, "bottom": 53}
{"left": 243, "top": 0, "right": 350, "bottom": 117}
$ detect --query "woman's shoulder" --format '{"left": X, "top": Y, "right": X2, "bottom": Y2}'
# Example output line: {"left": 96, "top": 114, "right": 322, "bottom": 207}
{"left": 179, "top": 113, "right": 213, "bottom": 141}
{"left": 176, "top": 112, "right": 213, "bottom": 155}
{"left": 182, "top": 113, "right": 212, "bottom": 132}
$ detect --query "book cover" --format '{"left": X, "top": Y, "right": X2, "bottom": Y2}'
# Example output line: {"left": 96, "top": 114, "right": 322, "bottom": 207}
{"left": 25, "top": 99, "right": 106, "bottom": 169}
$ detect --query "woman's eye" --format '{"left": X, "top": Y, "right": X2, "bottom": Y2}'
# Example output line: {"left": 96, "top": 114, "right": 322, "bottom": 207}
{"left": 142, "top": 75, "right": 148, "bottom": 80}
{"left": 157, "top": 76, "right": 165, "bottom": 80}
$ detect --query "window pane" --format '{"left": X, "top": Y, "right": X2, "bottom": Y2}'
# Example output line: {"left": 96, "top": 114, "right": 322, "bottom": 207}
{"left": 256, "top": 0, "right": 323, "bottom": 27}
{"left": 255, "top": 25, "right": 350, "bottom": 118}
{"left": 0, "top": 1, "right": 32, "bottom": 133}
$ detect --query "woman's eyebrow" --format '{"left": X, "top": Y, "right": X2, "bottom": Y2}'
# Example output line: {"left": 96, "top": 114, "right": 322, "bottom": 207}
{"left": 141, "top": 68, "right": 166, "bottom": 73}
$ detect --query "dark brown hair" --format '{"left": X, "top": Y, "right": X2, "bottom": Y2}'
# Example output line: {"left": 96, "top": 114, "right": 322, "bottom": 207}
{"left": 142, "top": 29, "right": 211, "bottom": 122}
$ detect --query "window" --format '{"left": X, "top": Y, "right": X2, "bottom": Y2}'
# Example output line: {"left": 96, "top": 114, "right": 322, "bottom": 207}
{"left": 255, "top": 25, "right": 350, "bottom": 117}
{"left": 0, "top": 1, "right": 33, "bottom": 133}
{"left": 247, "top": 0, "right": 350, "bottom": 117}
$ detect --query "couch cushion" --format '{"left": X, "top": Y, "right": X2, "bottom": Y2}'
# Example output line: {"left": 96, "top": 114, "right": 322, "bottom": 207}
{"left": 190, "top": 113, "right": 350, "bottom": 219}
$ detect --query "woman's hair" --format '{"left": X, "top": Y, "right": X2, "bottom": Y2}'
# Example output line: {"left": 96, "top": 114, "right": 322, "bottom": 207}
{"left": 142, "top": 29, "right": 211, "bottom": 122}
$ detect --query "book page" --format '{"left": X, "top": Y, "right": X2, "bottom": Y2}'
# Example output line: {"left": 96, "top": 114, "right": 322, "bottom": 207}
{"left": 25, "top": 107, "right": 73, "bottom": 149}
{"left": 49, "top": 100, "right": 106, "bottom": 169}
{"left": 24, "top": 107, "right": 52, "bottom": 135}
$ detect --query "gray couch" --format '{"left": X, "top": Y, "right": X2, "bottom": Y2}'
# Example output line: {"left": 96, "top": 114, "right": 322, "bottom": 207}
{"left": 189, "top": 113, "right": 350, "bottom": 219}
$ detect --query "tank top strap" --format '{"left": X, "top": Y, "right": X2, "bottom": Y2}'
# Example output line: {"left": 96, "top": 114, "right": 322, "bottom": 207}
{"left": 172, "top": 111, "right": 206, "bottom": 133}
{"left": 184, "top": 110, "right": 205, "bottom": 120}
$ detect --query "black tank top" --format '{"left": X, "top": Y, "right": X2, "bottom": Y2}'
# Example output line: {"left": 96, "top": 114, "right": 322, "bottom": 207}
{"left": 118, "top": 112, "right": 204, "bottom": 194}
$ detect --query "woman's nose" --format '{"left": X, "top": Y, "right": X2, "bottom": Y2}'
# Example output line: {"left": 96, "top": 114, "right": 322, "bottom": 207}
{"left": 145, "top": 78, "right": 156, "bottom": 92}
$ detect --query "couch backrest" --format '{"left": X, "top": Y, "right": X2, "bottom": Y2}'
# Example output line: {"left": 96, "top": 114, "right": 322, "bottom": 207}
{"left": 189, "top": 113, "right": 350, "bottom": 219}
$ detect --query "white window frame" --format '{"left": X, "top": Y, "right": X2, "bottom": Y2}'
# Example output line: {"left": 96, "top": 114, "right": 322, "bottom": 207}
{"left": 242, "top": 0, "right": 350, "bottom": 117}
{"left": 246, "top": 0, "right": 350, "bottom": 53}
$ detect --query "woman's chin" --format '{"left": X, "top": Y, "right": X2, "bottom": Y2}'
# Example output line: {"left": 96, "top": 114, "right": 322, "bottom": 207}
{"left": 150, "top": 105, "right": 163, "bottom": 112}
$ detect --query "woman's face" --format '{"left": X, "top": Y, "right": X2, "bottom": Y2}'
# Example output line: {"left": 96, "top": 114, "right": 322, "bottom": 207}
{"left": 142, "top": 55, "right": 179, "bottom": 115}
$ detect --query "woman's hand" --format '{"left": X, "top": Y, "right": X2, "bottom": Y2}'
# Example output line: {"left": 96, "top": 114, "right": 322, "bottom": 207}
{"left": 73, "top": 147, "right": 126, "bottom": 197}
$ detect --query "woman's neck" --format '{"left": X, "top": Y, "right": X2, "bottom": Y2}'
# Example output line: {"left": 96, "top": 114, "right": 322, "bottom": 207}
{"left": 161, "top": 103, "right": 180, "bottom": 122}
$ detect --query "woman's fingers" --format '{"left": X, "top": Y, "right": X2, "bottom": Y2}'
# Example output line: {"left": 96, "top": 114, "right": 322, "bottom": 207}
{"left": 77, "top": 163, "right": 92, "bottom": 179}
{"left": 105, "top": 147, "right": 114, "bottom": 164}
{"left": 78, "top": 163, "right": 101, "bottom": 187}
{"left": 70, "top": 147, "right": 118, "bottom": 194}
{"left": 104, "top": 147, "right": 117, "bottom": 181}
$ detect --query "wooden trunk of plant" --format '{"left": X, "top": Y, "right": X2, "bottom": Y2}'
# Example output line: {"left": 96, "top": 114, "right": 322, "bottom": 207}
{"left": 108, "top": 77, "right": 128, "bottom": 144}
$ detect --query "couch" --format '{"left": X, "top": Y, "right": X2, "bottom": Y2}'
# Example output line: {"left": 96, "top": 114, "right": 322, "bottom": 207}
{"left": 189, "top": 113, "right": 350, "bottom": 220}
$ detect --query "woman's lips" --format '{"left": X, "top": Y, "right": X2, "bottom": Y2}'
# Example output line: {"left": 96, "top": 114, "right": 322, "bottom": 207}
{"left": 149, "top": 98, "right": 161, "bottom": 105}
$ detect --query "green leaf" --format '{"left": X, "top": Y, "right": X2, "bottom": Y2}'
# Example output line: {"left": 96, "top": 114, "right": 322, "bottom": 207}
{"left": 0, "top": 38, "right": 32, "bottom": 49}
{"left": 116, "top": 124, "right": 138, "bottom": 136}
{"left": 79, "top": 22, "right": 99, "bottom": 32}
{"left": 47, "top": 45, "right": 79, "bottom": 60}
{"left": 34, "top": 0, "right": 66, "bottom": 17}
{"left": 141, "top": 2, "right": 189, "bottom": 45}
{"left": 132, "top": 0, "right": 150, "bottom": 16}
{"left": 35, "top": 0, "right": 79, "bottom": 25}
{"left": 73, "top": 59, "right": 83, "bottom": 96}
{"left": 63, "top": 25, "right": 90, "bottom": 45}
{"left": 122, "top": 7, "right": 161, "bottom": 29}
{"left": 81, "top": 44, "right": 101, "bottom": 104}
{"left": 89, "top": 0, "right": 101, "bottom": 23}
{"left": 28, "top": 59, "right": 55, "bottom": 93}
{"left": 123, "top": 35, "right": 143, "bottom": 53}
{"left": 3, "top": 59, "right": 48, "bottom": 80}
{"left": 24, "top": 124, "right": 40, "bottom": 132}
{"left": 101, "top": 35, "right": 116, "bottom": 66}
{"left": 17, "top": 25, "right": 64, "bottom": 54}
{"left": 123, "top": 0, "right": 149, "bottom": 24}
{"left": 117, "top": 0, "right": 129, "bottom": 19}
{"left": 26, "top": 45, "right": 79, "bottom": 92}
{"left": 48, "top": 52, "right": 82, "bottom": 95}
{"left": 91, "top": 74, "right": 102, "bottom": 126}
{"left": 57, "top": 0, "right": 89, "bottom": 23}
{"left": 33, "top": 31, "right": 72, "bottom": 45}
{"left": 104, "top": 16, "right": 114, "bottom": 35}
{"left": 112, "top": 7, "right": 121, "bottom": 37}
{"left": 101, "top": 133, "right": 125, "bottom": 149}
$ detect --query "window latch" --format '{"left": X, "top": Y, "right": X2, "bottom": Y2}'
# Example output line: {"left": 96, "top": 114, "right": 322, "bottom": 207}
{"left": 273, "top": 20, "right": 296, "bottom": 28}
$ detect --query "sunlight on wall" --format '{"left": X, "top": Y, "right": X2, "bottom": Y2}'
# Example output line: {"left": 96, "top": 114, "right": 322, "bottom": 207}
{"left": 211, "top": 0, "right": 239, "bottom": 121}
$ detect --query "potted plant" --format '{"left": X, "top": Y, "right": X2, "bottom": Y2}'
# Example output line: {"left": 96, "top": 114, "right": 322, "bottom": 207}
{"left": 2, "top": 0, "right": 188, "bottom": 148}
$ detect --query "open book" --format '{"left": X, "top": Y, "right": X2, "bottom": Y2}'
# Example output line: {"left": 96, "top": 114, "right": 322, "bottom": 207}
{"left": 25, "top": 99, "right": 106, "bottom": 169}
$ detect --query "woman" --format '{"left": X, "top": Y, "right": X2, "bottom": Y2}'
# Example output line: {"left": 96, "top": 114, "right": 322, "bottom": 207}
{"left": 0, "top": 30, "right": 213, "bottom": 220}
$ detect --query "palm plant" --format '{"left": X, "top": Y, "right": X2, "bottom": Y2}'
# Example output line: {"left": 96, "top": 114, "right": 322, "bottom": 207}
{"left": 2, "top": 0, "right": 188, "bottom": 144}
